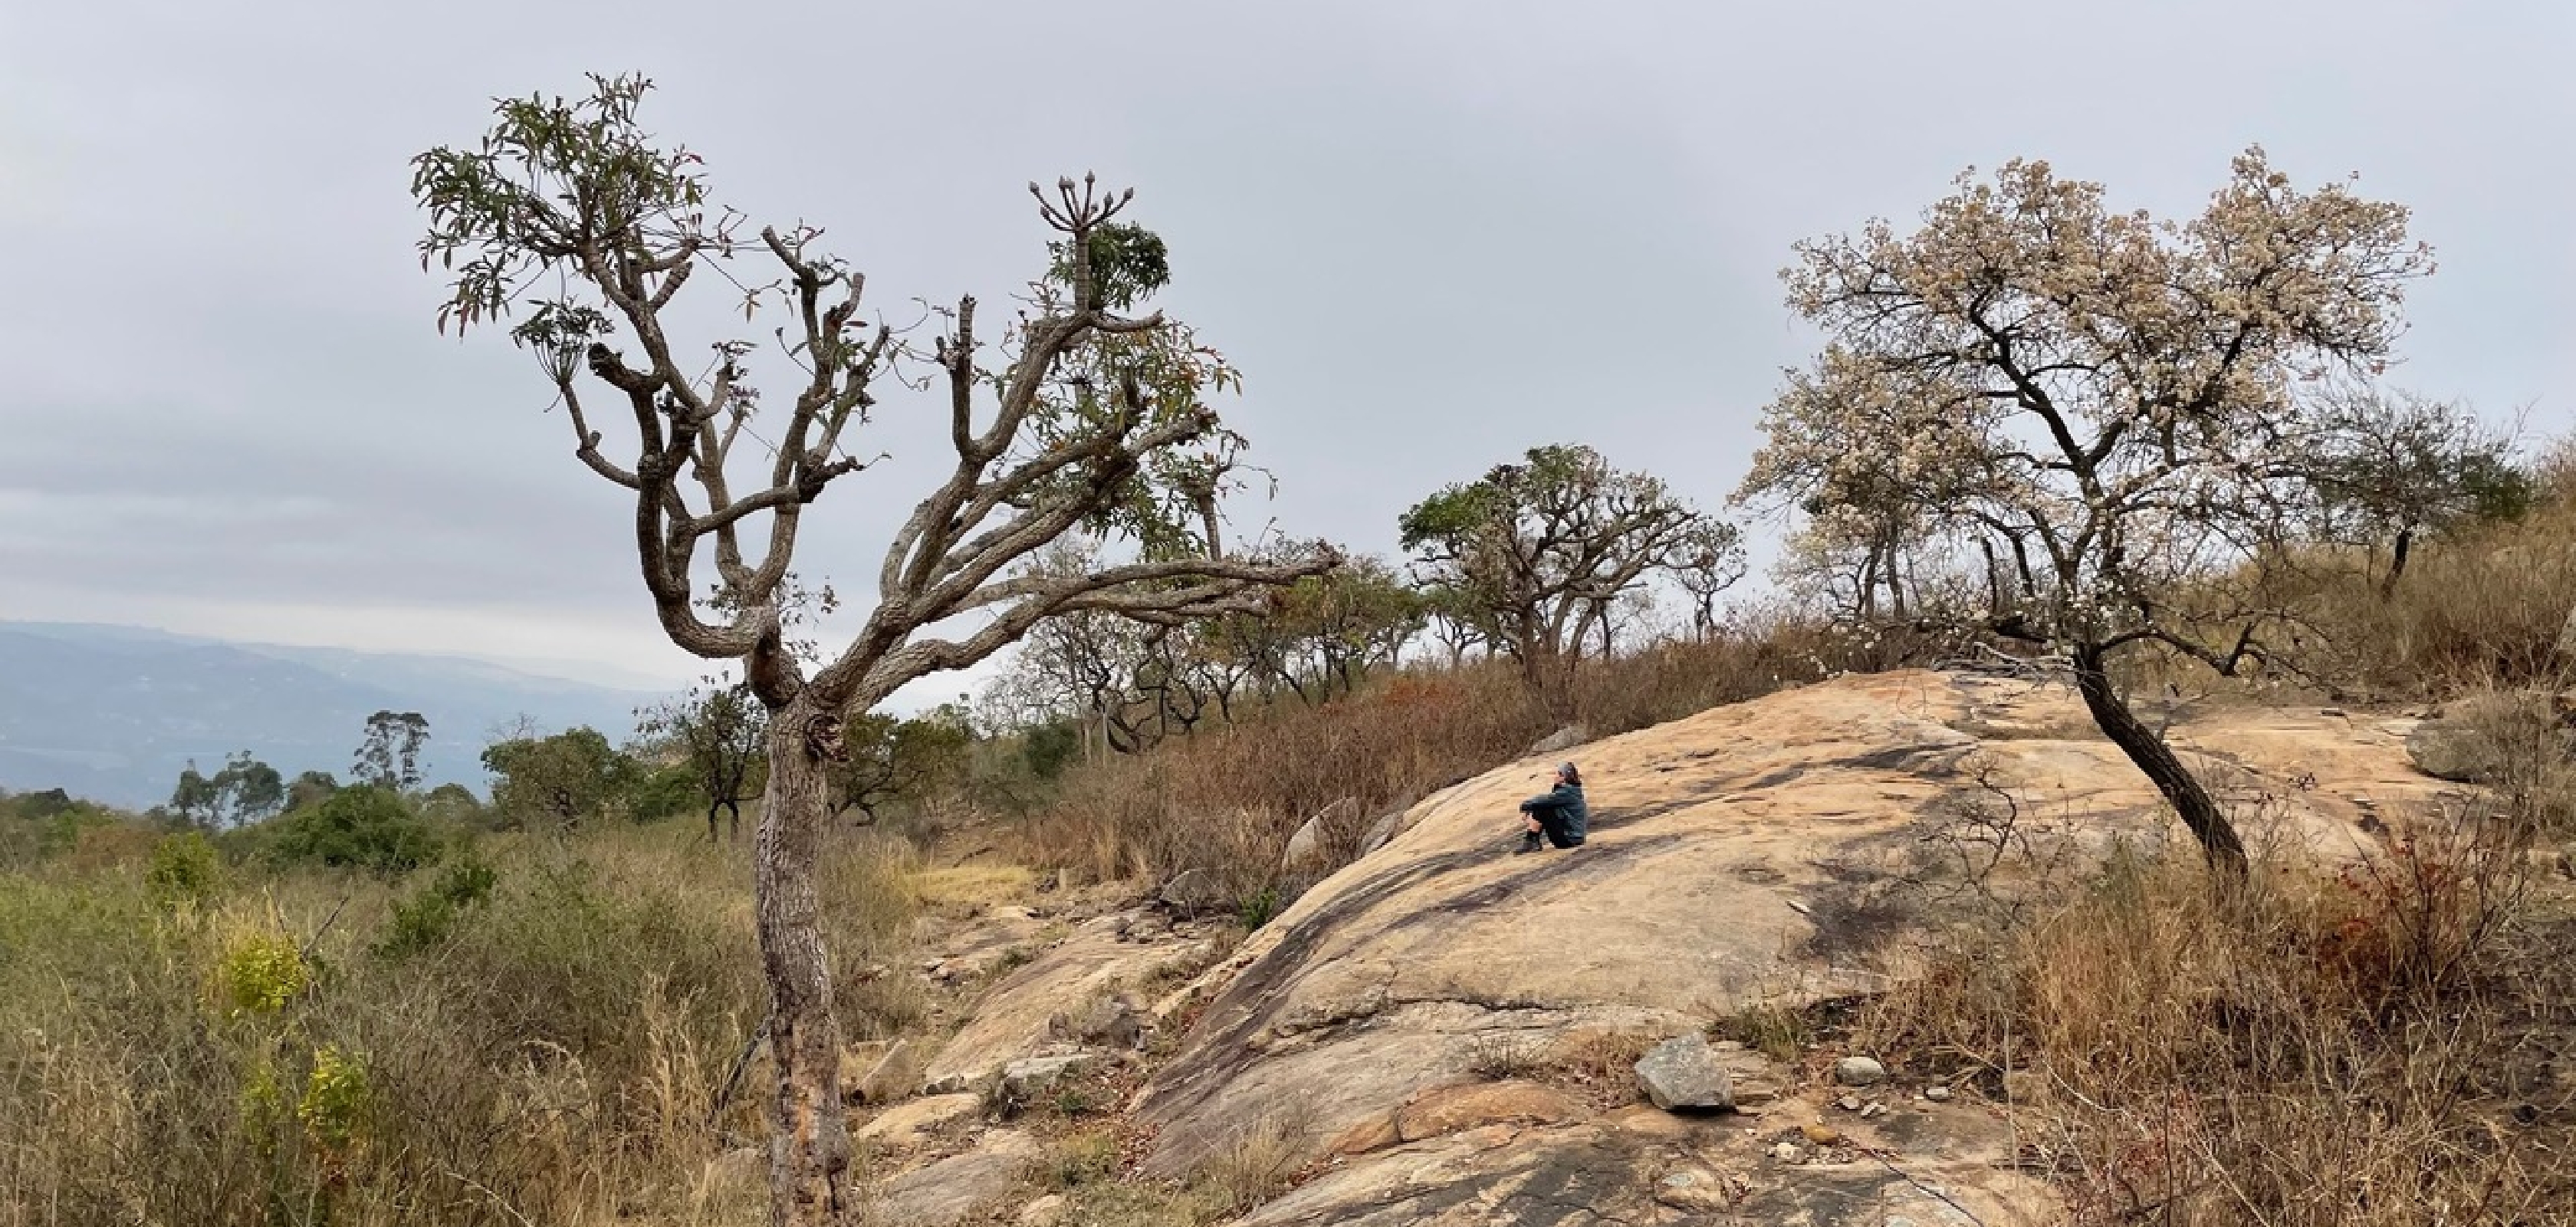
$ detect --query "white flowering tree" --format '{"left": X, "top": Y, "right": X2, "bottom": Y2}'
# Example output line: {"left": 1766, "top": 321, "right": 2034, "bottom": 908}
{"left": 1742, "top": 150, "right": 2432, "bottom": 870}
{"left": 412, "top": 77, "right": 1330, "bottom": 1224}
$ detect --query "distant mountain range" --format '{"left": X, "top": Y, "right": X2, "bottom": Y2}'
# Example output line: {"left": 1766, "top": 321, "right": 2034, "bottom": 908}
{"left": 0, "top": 622, "right": 672, "bottom": 810}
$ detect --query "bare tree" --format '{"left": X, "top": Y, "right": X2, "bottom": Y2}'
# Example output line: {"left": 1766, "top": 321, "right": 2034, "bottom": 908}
{"left": 1743, "top": 149, "right": 2431, "bottom": 872}
{"left": 2310, "top": 386, "right": 2529, "bottom": 596}
{"left": 412, "top": 75, "right": 1329, "bottom": 1225}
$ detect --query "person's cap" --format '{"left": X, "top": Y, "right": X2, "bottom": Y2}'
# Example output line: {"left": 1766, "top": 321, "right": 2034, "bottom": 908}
{"left": 1558, "top": 762, "right": 1578, "bottom": 775}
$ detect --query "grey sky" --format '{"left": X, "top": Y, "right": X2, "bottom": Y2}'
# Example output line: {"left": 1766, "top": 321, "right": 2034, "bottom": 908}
{"left": 5, "top": 1, "right": 2571, "bottom": 700}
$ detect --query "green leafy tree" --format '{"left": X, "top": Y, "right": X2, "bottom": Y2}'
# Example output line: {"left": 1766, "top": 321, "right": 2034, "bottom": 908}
{"left": 168, "top": 760, "right": 221, "bottom": 827}
{"left": 481, "top": 725, "right": 636, "bottom": 830}
{"left": 830, "top": 708, "right": 974, "bottom": 824}
{"left": 636, "top": 676, "right": 769, "bottom": 840}
{"left": 1401, "top": 444, "right": 1712, "bottom": 704}
{"left": 271, "top": 786, "right": 440, "bottom": 874}
{"left": 285, "top": 770, "right": 340, "bottom": 812}
{"left": 352, "top": 711, "right": 431, "bottom": 791}
{"left": 412, "top": 77, "right": 1332, "bottom": 1216}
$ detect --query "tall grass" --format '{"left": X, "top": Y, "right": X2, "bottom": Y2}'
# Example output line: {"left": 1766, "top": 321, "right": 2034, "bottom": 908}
{"left": 1863, "top": 803, "right": 2573, "bottom": 1225}
{"left": 0, "top": 820, "right": 919, "bottom": 1227}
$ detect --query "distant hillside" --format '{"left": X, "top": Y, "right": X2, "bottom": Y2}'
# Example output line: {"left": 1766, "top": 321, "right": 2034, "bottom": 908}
{"left": 0, "top": 623, "right": 669, "bottom": 809}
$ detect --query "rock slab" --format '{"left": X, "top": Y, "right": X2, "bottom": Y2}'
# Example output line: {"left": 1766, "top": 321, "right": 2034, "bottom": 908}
{"left": 872, "top": 1129, "right": 1040, "bottom": 1226}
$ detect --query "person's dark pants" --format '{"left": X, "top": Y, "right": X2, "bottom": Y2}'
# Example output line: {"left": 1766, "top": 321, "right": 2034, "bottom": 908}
{"left": 1530, "top": 811, "right": 1583, "bottom": 849}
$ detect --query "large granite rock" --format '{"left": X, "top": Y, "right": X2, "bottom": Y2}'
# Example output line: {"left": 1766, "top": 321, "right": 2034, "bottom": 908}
{"left": 1126, "top": 670, "right": 2435, "bottom": 1218}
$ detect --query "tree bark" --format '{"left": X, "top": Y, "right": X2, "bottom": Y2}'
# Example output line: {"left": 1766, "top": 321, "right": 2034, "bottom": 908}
{"left": 2071, "top": 645, "right": 2247, "bottom": 874}
{"left": 2377, "top": 527, "right": 2413, "bottom": 600}
{"left": 755, "top": 696, "right": 851, "bottom": 1226}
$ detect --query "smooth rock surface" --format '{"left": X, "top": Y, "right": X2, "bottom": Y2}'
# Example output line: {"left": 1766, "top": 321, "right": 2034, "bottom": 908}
{"left": 1128, "top": 670, "right": 2421, "bottom": 1220}
{"left": 869, "top": 1129, "right": 1040, "bottom": 1226}
{"left": 855, "top": 1093, "right": 981, "bottom": 1150}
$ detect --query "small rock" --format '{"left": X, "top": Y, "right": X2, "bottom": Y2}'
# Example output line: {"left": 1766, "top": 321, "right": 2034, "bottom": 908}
{"left": 1836, "top": 1094, "right": 1863, "bottom": 1113}
{"left": 1924, "top": 1084, "right": 1953, "bottom": 1103}
{"left": 1800, "top": 1123, "right": 1842, "bottom": 1146}
{"left": 853, "top": 1039, "right": 922, "bottom": 1106}
{"left": 1017, "top": 1194, "right": 1067, "bottom": 1227}
{"left": 1635, "top": 1031, "right": 1734, "bottom": 1112}
{"left": 2319, "top": 707, "right": 2347, "bottom": 718}
{"left": 922, "top": 1070, "right": 978, "bottom": 1097}
{"left": 1000, "top": 1054, "right": 1095, "bottom": 1102}
{"left": 1284, "top": 798, "right": 1354, "bottom": 872}
{"left": 1157, "top": 868, "right": 1227, "bottom": 916}
{"left": 1771, "top": 1142, "right": 1804, "bottom": 1163}
{"left": 1526, "top": 725, "right": 1589, "bottom": 756}
{"left": 1356, "top": 808, "right": 1408, "bottom": 856}
{"left": 1710, "top": 1039, "right": 1746, "bottom": 1053}
{"left": 1283, "top": 813, "right": 1328, "bottom": 871}
{"left": 1859, "top": 1102, "right": 1885, "bottom": 1119}
{"left": 1653, "top": 1168, "right": 1731, "bottom": 1213}
{"left": 1050, "top": 995, "right": 1145, "bottom": 1050}
{"left": 1834, "top": 1055, "right": 1888, "bottom": 1087}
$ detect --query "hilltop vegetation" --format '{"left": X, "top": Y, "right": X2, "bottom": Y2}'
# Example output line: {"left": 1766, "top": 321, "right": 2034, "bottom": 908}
{"left": 9, "top": 78, "right": 2576, "bottom": 1227}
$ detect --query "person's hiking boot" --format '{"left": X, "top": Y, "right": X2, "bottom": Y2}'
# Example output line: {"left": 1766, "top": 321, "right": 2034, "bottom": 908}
{"left": 1514, "top": 830, "right": 1544, "bottom": 854}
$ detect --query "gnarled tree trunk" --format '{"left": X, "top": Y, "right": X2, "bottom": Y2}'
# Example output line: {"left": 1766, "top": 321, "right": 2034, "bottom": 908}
{"left": 2071, "top": 646, "right": 2247, "bottom": 874}
{"left": 755, "top": 695, "right": 850, "bottom": 1225}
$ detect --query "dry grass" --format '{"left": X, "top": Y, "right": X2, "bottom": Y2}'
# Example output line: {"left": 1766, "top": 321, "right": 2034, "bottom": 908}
{"left": 1861, "top": 808, "right": 2575, "bottom": 1226}
{"left": 0, "top": 820, "right": 922, "bottom": 1227}
{"left": 1007, "top": 612, "right": 1928, "bottom": 916}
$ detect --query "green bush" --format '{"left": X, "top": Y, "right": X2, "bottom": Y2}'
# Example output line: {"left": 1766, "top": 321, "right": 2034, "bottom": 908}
{"left": 268, "top": 787, "right": 441, "bottom": 875}
{"left": 374, "top": 854, "right": 500, "bottom": 959}
{"left": 146, "top": 831, "right": 223, "bottom": 908}
{"left": 623, "top": 760, "right": 699, "bottom": 823}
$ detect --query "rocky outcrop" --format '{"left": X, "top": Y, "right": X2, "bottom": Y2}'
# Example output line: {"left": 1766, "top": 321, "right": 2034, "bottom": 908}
{"left": 918, "top": 910, "right": 1211, "bottom": 1094}
{"left": 1119, "top": 670, "right": 2443, "bottom": 1220}
{"left": 868, "top": 1128, "right": 1040, "bottom": 1226}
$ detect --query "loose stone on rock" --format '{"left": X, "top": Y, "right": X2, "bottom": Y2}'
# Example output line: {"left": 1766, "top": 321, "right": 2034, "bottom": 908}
{"left": 1834, "top": 1055, "right": 1888, "bottom": 1086}
{"left": 1634, "top": 1031, "right": 1734, "bottom": 1113}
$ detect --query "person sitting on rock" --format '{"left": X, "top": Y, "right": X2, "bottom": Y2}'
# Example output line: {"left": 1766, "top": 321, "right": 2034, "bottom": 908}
{"left": 1515, "top": 762, "right": 1588, "bottom": 854}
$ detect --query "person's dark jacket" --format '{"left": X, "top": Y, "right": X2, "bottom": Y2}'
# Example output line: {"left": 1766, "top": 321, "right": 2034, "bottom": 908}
{"left": 1519, "top": 781, "right": 1589, "bottom": 846}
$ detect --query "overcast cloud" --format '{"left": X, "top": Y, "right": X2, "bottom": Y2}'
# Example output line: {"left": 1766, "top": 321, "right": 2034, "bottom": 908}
{"left": 4, "top": 1, "right": 2570, "bottom": 699}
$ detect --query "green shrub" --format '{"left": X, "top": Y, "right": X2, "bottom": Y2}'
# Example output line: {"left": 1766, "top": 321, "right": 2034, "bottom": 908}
{"left": 146, "top": 831, "right": 224, "bottom": 908}
{"left": 375, "top": 853, "right": 500, "bottom": 959}
{"left": 217, "top": 930, "right": 310, "bottom": 1018}
{"left": 623, "top": 760, "right": 699, "bottom": 823}
{"left": 269, "top": 786, "right": 440, "bottom": 875}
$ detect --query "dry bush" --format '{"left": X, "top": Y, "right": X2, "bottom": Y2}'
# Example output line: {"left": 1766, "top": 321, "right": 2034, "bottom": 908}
{"left": 1188, "top": 1110, "right": 1313, "bottom": 1217}
{"left": 1861, "top": 812, "right": 2574, "bottom": 1226}
{"left": 2284, "top": 493, "right": 2576, "bottom": 701}
{"left": 1008, "top": 607, "right": 1929, "bottom": 913}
